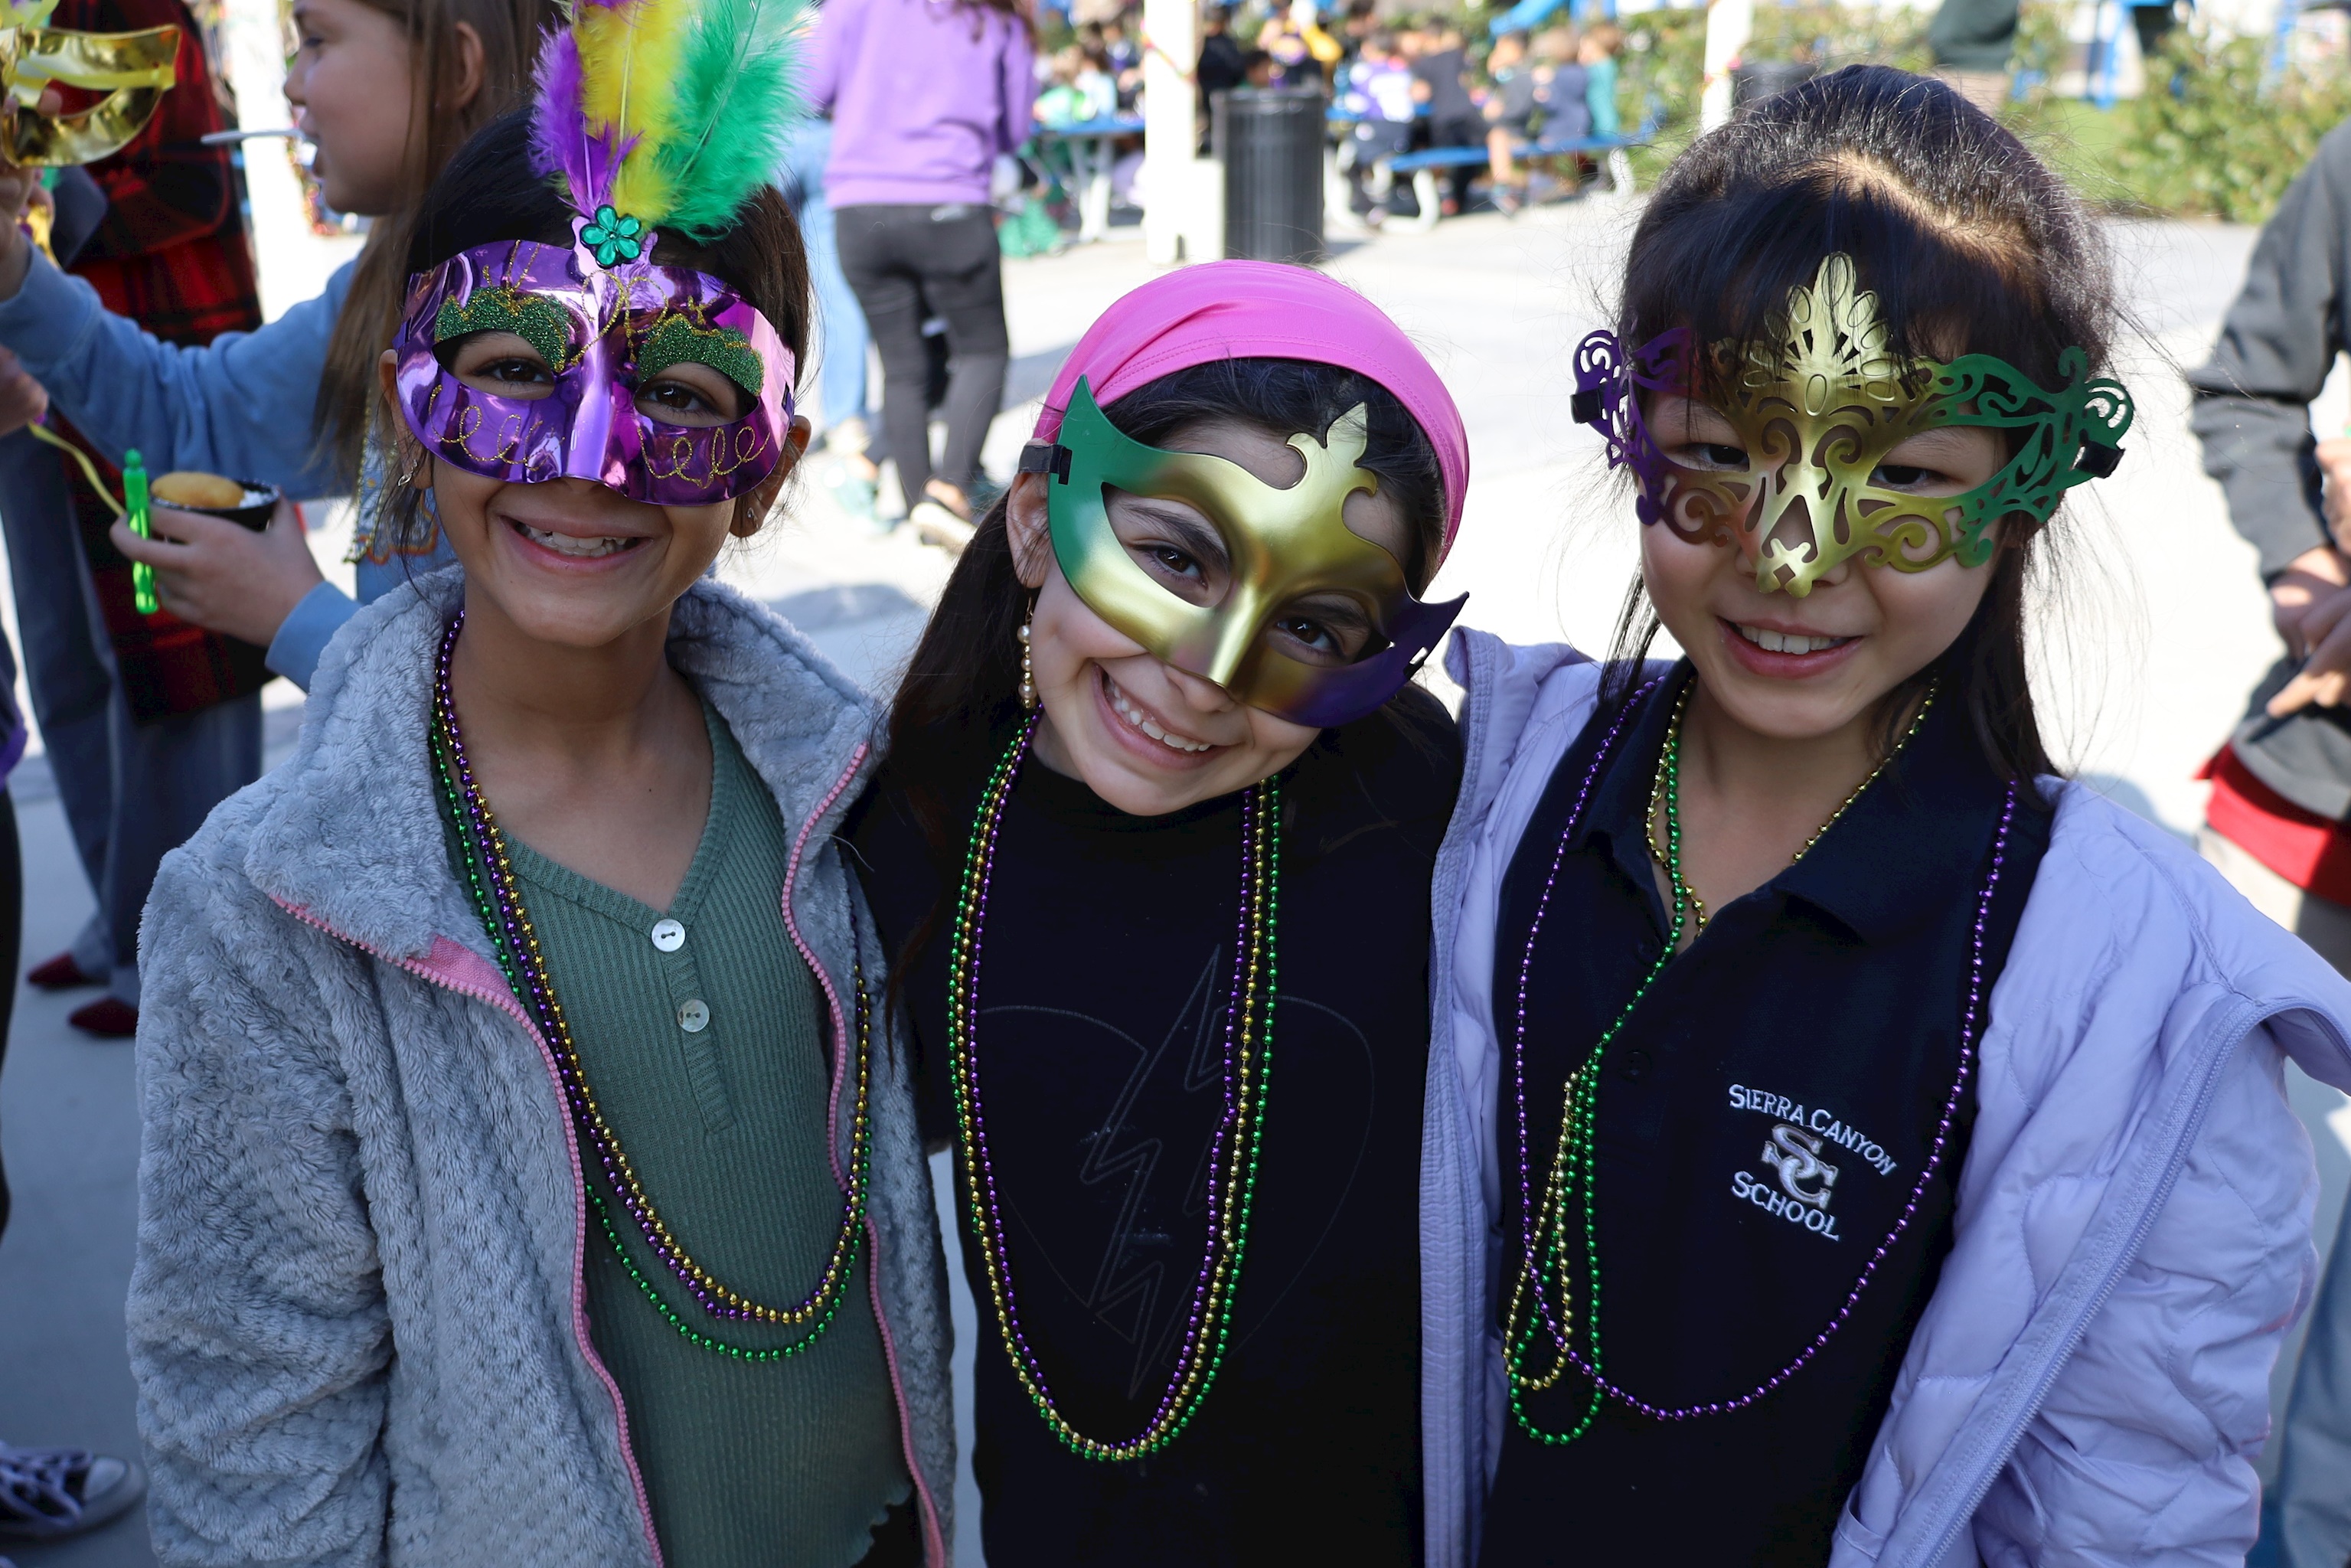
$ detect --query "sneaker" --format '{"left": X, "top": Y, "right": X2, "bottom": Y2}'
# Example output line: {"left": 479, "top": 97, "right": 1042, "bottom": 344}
{"left": 67, "top": 998, "right": 136, "bottom": 1039}
{"left": 1493, "top": 185, "right": 1525, "bottom": 217}
{"left": 26, "top": 952, "right": 99, "bottom": 991}
{"left": 908, "top": 501, "right": 975, "bottom": 555}
{"left": 0, "top": 1445, "right": 146, "bottom": 1540}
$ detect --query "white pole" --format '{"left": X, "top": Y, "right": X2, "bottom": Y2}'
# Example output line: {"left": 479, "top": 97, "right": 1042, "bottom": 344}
{"left": 1143, "top": 0, "right": 1205, "bottom": 264}
{"left": 1701, "top": 0, "right": 1753, "bottom": 130}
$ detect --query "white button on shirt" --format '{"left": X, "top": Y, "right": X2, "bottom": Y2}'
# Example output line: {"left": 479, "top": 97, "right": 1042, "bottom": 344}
{"left": 678, "top": 998, "right": 710, "bottom": 1033}
{"left": 651, "top": 918, "right": 686, "bottom": 952}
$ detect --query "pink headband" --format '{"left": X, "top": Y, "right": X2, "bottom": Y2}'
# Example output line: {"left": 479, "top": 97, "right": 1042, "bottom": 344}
{"left": 1037, "top": 260, "right": 1471, "bottom": 565}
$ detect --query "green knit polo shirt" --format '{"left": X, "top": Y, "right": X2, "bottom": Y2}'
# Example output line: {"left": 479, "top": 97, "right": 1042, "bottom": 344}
{"left": 456, "top": 702, "right": 909, "bottom": 1567}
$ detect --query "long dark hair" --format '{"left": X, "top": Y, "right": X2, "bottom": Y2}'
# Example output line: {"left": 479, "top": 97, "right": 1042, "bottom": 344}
{"left": 315, "top": 0, "right": 563, "bottom": 486}
{"left": 1598, "top": 64, "right": 2118, "bottom": 785}
{"left": 872, "top": 357, "right": 1452, "bottom": 1002}
{"left": 375, "top": 108, "right": 812, "bottom": 544}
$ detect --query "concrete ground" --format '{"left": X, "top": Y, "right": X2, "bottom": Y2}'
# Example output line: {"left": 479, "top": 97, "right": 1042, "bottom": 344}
{"left": 2, "top": 194, "right": 2348, "bottom": 1566}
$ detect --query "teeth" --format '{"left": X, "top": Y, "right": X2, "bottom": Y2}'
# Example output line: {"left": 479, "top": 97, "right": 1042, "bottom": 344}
{"left": 1737, "top": 624, "right": 1847, "bottom": 655}
{"left": 516, "top": 520, "right": 634, "bottom": 559}
{"left": 1105, "top": 676, "right": 1214, "bottom": 753}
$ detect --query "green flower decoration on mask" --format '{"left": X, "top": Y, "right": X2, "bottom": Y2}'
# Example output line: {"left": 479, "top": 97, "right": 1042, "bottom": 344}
{"left": 635, "top": 314, "right": 764, "bottom": 397}
{"left": 581, "top": 204, "right": 645, "bottom": 267}
{"left": 432, "top": 286, "right": 573, "bottom": 374}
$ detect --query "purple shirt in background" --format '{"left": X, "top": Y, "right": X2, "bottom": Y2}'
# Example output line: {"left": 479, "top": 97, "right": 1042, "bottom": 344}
{"left": 810, "top": 0, "right": 1037, "bottom": 209}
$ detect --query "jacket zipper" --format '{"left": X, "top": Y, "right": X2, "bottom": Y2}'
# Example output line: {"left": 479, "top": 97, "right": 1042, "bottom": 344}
{"left": 273, "top": 899, "right": 669, "bottom": 1568}
{"left": 779, "top": 741, "right": 950, "bottom": 1568}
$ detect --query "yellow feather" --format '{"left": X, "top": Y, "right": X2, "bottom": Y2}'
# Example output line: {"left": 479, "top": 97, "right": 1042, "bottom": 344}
{"left": 574, "top": 0, "right": 692, "bottom": 223}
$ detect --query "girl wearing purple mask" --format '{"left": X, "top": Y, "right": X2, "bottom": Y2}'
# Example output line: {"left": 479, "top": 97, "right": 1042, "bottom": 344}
{"left": 124, "top": 13, "right": 953, "bottom": 1566}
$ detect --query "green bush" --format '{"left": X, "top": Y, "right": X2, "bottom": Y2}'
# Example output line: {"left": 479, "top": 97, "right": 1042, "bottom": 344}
{"left": 2104, "top": 27, "right": 2351, "bottom": 221}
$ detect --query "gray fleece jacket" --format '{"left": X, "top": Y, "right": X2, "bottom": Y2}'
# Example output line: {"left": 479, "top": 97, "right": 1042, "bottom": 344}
{"left": 128, "top": 568, "right": 955, "bottom": 1568}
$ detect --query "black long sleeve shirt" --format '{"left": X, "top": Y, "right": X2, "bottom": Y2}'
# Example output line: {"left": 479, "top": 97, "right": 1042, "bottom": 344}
{"left": 847, "top": 693, "right": 1461, "bottom": 1566}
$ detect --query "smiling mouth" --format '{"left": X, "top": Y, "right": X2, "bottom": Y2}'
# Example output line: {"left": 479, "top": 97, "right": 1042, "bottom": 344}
{"left": 510, "top": 518, "right": 644, "bottom": 559}
{"left": 1732, "top": 622, "right": 1856, "bottom": 655}
{"left": 1102, "top": 670, "right": 1218, "bottom": 754}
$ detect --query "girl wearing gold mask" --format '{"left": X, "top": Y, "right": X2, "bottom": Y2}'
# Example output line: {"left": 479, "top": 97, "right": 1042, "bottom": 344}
{"left": 1425, "top": 64, "right": 2351, "bottom": 1568}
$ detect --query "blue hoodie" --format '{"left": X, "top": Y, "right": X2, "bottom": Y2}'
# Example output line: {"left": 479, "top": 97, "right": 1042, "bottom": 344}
{"left": 0, "top": 253, "right": 454, "bottom": 690}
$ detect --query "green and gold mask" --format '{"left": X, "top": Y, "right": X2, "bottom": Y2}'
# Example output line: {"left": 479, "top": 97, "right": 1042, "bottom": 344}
{"left": 1019, "top": 377, "right": 1465, "bottom": 728}
{"left": 1571, "top": 253, "right": 2134, "bottom": 596}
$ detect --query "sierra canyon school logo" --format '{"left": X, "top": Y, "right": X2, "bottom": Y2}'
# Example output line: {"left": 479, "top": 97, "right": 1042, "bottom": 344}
{"left": 1726, "top": 1084, "right": 1899, "bottom": 1244}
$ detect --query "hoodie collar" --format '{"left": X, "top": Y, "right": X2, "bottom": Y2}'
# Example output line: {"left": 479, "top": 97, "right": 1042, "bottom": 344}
{"left": 243, "top": 567, "right": 881, "bottom": 964}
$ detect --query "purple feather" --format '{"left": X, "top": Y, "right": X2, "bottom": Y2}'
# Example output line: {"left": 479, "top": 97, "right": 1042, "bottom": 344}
{"left": 528, "top": 29, "right": 595, "bottom": 204}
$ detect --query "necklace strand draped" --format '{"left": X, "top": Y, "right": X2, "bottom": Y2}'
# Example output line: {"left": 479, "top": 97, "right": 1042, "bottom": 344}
{"left": 947, "top": 714, "right": 1282, "bottom": 1460}
{"left": 1506, "top": 675, "right": 2015, "bottom": 1442}
{"left": 429, "top": 612, "right": 873, "bottom": 1354}
{"left": 1646, "top": 684, "right": 1938, "bottom": 933}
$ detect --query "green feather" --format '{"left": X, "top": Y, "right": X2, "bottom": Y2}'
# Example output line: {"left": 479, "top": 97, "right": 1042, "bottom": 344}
{"left": 658, "top": 0, "right": 807, "bottom": 240}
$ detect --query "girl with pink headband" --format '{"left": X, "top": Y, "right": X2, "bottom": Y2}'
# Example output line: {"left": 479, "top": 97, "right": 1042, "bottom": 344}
{"left": 849, "top": 260, "right": 1468, "bottom": 1563}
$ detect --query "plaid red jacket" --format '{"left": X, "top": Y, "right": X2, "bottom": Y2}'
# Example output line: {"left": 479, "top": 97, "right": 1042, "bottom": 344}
{"left": 47, "top": 0, "right": 268, "bottom": 722}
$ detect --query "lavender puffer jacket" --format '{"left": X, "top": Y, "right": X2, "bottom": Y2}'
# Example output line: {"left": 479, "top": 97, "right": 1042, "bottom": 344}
{"left": 1420, "top": 631, "right": 2351, "bottom": 1568}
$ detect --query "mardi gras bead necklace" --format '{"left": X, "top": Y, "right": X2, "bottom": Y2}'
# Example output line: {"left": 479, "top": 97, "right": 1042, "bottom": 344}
{"left": 1506, "top": 675, "right": 2015, "bottom": 1443}
{"left": 949, "top": 714, "right": 1281, "bottom": 1460}
{"left": 430, "top": 613, "right": 872, "bottom": 1356}
{"left": 1644, "top": 684, "right": 1938, "bottom": 934}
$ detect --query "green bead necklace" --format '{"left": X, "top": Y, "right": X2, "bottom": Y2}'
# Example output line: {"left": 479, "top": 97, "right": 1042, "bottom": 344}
{"left": 947, "top": 714, "right": 1282, "bottom": 1460}
{"left": 429, "top": 612, "right": 872, "bottom": 1359}
{"left": 1506, "top": 678, "right": 1935, "bottom": 1442}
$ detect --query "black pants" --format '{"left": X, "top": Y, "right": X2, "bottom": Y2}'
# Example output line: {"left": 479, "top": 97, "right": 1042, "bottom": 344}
{"left": 835, "top": 203, "right": 1010, "bottom": 505}
{"left": 1427, "top": 114, "right": 1486, "bottom": 208}
{"left": 0, "top": 793, "right": 26, "bottom": 1239}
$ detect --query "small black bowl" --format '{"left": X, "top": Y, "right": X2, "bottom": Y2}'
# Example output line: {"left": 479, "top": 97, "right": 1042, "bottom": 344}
{"left": 152, "top": 477, "right": 281, "bottom": 532}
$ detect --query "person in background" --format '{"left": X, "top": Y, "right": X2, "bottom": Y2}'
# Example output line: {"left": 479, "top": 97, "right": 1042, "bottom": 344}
{"left": 2186, "top": 118, "right": 2351, "bottom": 1568}
{"left": 778, "top": 109, "right": 881, "bottom": 530}
{"left": 1343, "top": 31, "right": 1417, "bottom": 227}
{"left": 1926, "top": 0, "right": 2016, "bottom": 113}
{"left": 1484, "top": 28, "right": 1579, "bottom": 216}
{"left": 815, "top": 0, "right": 1033, "bottom": 550}
{"left": 0, "top": 0, "right": 260, "bottom": 1039}
{"left": 1258, "top": 0, "right": 1339, "bottom": 89}
{"left": 0, "top": 329, "right": 144, "bottom": 1561}
{"left": 1582, "top": 21, "right": 1622, "bottom": 142}
{"left": 1196, "top": 0, "right": 1247, "bottom": 153}
{"left": 0, "top": 0, "right": 553, "bottom": 690}
{"left": 1409, "top": 24, "right": 1482, "bottom": 217}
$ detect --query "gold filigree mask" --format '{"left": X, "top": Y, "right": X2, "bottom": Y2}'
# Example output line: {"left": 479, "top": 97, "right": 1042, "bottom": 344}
{"left": 1572, "top": 253, "right": 2134, "bottom": 596}
{"left": 1020, "top": 377, "right": 1465, "bottom": 728}
{"left": 0, "top": 0, "right": 178, "bottom": 168}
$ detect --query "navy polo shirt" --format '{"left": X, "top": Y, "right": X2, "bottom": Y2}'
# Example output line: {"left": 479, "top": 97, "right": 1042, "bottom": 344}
{"left": 1478, "top": 664, "right": 2052, "bottom": 1568}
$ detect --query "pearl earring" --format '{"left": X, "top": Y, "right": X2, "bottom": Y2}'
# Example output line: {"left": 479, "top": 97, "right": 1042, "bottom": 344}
{"left": 1017, "top": 601, "right": 1038, "bottom": 710}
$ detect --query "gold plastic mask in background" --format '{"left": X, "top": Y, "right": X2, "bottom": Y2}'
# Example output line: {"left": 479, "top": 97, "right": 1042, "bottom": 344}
{"left": 1572, "top": 253, "right": 2133, "bottom": 597}
{"left": 1029, "top": 377, "right": 1464, "bottom": 729}
{"left": 0, "top": 0, "right": 177, "bottom": 167}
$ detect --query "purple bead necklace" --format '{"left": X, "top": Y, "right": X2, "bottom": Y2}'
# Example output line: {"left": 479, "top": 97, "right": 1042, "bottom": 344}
{"left": 1505, "top": 675, "right": 2016, "bottom": 1442}
{"left": 429, "top": 612, "right": 873, "bottom": 1348}
{"left": 946, "top": 715, "right": 1282, "bottom": 1460}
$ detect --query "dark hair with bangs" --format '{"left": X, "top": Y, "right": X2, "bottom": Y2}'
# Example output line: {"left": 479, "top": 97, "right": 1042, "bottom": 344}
{"left": 375, "top": 107, "right": 812, "bottom": 544}
{"left": 1599, "top": 64, "right": 2118, "bottom": 786}
{"left": 869, "top": 357, "right": 1451, "bottom": 1014}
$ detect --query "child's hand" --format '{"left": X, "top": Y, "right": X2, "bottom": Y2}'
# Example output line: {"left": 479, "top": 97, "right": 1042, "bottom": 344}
{"left": 0, "top": 346, "right": 46, "bottom": 437}
{"left": 109, "top": 497, "right": 326, "bottom": 647}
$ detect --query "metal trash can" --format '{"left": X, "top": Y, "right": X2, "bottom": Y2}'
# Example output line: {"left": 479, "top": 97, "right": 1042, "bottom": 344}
{"left": 1214, "top": 87, "right": 1327, "bottom": 264}
{"left": 1732, "top": 60, "right": 1817, "bottom": 112}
